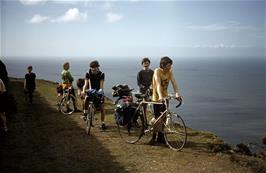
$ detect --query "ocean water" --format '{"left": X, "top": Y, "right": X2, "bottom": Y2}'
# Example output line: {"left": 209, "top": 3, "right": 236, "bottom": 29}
{"left": 2, "top": 56, "right": 265, "bottom": 145}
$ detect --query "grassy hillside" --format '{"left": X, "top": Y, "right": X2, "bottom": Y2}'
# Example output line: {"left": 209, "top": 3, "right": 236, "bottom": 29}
{"left": 1, "top": 78, "right": 262, "bottom": 173}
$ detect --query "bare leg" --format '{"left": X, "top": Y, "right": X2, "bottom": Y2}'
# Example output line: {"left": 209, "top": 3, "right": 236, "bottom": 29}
{"left": 0, "top": 112, "right": 8, "bottom": 132}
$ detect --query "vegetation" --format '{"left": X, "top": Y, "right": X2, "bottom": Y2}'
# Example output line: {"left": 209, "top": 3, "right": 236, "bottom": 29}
{"left": 0, "top": 79, "right": 263, "bottom": 173}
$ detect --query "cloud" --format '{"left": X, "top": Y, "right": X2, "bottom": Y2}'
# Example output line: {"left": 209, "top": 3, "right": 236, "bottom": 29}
{"left": 186, "top": 21, "right": 266, "bottom": 33}
{"left": 193, "top": 43, "right": 250, "bottom": 49}
{"left": 106, "top": 12, "right": 123, "bottom": 23}
{"left": 51, "top": 8, "right": 87, "bottom": 23}
{"left": 28, "top": 14, "right": 49, "bottom": 24}
{"left": 20, "top": 0, "right": 47, "bottom": 5}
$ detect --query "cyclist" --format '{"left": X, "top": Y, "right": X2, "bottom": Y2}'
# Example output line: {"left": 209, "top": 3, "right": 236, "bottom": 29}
{"left": 150, "top": 56, "right": 182, "bottom": 145}
{"left": 24, "top": 65, "right": 36, "bottom": 104}
{"left": 81, "top": 60, "right": 106, "bottom": 130}
{"left": 137, "top": 57, "right": 154, "bottom": 116}
{"left": 61, "top": 62, "right": 78, "bottom": 112}
{"left": 0, "top": 78, "right": 8, "bottom": 132}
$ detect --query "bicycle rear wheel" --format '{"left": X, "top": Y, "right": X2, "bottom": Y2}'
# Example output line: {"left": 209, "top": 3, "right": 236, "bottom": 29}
{"left": 86, "top": 104, "right": 94, "bottom": 135}
{"left": 164, "top": 113, "right": 187, "bottom": 151}
{"left": 117, "top": 108, "right": 145, "bottom": 144}
{"left": 60, "top": 94, "right": 75, "bottom": 115}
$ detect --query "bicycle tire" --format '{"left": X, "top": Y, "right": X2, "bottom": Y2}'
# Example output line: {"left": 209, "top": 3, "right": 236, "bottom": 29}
{"left": 164, "top": 113, "right": 187, "bottom": 151}
{"left": 60, "top": 94, "right": 75, "bottom": 115}
{"left": 117, "top": 106, "right": 145, "bottom": 144}
{"left": 86, "top": 103, "right": 94, "bottom": 135}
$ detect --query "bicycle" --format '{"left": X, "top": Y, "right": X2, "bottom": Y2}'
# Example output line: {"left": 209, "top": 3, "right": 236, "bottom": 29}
{"left": 57, "top": 87, "right": 75, "bottom": 115}
{"left": 116, "top": 93, "right": 187, "bottom": 151}
{"left": 84, "top": 89, "right": 104, "bottom": 135}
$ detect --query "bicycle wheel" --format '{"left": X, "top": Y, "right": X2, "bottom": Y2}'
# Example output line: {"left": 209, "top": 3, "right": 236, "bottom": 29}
{"left": 86, "top": 103, "right": 94, "bottom": 135}
{"left": 117, "top": 107, "right": 145, "bottom": 144}
{"left": 164, "top": 113, "right": 187, "bottom": 151}
{"left": 60, "top": 94, "right": 75, "bottom": 115}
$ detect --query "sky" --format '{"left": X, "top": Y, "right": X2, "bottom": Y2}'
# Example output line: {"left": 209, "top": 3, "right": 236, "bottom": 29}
{"left": 0, "top": 0, "right": 265, "bottom": 58}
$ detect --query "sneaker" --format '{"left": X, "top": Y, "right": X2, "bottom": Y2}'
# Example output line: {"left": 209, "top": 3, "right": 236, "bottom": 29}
{"left": 81, "top": 113, "right": 87, "bottom": 121}
{"left": 156, "top": 132, "right": 166, "bottom": 144}
{"left": 74, "top": 109, "right": 82, "bottom": 112}
{"left": 148, "top": 134, "right": 157, "bottom": 145}
{"left": 148, "top": 138, "right": 155, "bottom": 145}
{"left": 101, "top": 123, "right": 107, "bottom": 130}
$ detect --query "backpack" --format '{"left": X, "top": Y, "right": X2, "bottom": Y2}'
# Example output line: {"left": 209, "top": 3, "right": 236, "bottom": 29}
{"left": 114, "top": 100, "right": 138, "bottom": 126}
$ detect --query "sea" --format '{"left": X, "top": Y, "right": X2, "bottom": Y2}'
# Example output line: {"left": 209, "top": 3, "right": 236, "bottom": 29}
{"left": 2, "top": 56, "right": 265, "bottom": 146}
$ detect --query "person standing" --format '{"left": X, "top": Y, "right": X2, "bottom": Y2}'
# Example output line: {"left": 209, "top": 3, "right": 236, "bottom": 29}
{"left": 137, "top": 57, "right": 154, "bottom": 116}
{"left": 0, "top": 59, "right": 9, "bottom": 89}
{"left": 150, "top": 56, "right": 182, "bottom": 145}
{"left": 137, "top": 57, "right": 154, "bottom": 95}
{"left": 0, "top": 78, "right": 8, "bottom": 132}
{"left": 24, "top": 66, "right": 36, "bottom": 104}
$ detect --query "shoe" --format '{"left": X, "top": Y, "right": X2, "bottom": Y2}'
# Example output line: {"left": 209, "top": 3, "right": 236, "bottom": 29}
{"left": 148, "top": 134, "right": 156, "bottom": 145}
{"left": 81, "top": 113, "right": 87, "bottom": 121}
{"left": 74, "top": 109, "right": 82, "bottom": 112}
{"left": 148, "top": 138, "right": 155, "bottom": 145}
{"left": 101, "top": 123, "right": 107, "bottom": 130}
{"left": 156, "top": 132, "right": 166, "bottom": 144}
{"left": 67, "top": 108, "right": 73, "bottom": 113}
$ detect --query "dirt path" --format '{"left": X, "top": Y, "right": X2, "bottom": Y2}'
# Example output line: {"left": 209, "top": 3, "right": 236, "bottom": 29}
{"left": 0, "top": 79, "right": 254, "bottom": 173}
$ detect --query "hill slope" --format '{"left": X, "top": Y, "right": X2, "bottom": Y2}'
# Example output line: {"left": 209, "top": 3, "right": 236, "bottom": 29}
{"left": 0, "top": 79, "right": 260, "bottom": 173}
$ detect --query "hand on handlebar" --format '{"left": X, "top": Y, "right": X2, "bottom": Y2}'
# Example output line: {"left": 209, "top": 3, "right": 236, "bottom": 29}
{"left": 97, "top": 89, "right": 104, "bottom": 95}
{"left": 176, "top": 96, "right": 182, "bottom": 102}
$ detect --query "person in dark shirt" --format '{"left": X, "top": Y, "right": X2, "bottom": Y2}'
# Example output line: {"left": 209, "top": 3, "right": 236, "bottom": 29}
{"left": 81, "top": 60, "right": 106, "bottom": 130}
{"left": 24, "top": 66, "right": 36, "bottom": 104}
{"left": 137, "top": 57, "right": 154, "bottom": 117}
{"left": 0, "top": 59, "right": 9, "bottom": 89}
{"left": 137, "top": 57, "right": 154, "bottom": 94}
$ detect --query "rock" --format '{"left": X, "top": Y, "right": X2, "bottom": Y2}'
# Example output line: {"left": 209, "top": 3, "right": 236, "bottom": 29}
{"left": 234, "top": 143, "right": 252, "bottom": 156}
{"left": 209, "top": 143, "right": 232, "bottom": 153}
{"left": 255, "top": 150, "right": 266, "bottom": 160}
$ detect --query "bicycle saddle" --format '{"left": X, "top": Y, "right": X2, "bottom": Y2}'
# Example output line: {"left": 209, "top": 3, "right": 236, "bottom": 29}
{"left": 134, "top": 93, "right": 146, "bottom": 99}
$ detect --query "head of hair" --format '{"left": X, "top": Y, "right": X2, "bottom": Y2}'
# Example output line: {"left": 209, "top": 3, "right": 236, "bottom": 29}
{"left": 90, "top": 60, "right": 100, "bottom": 68}
{"left": 27, "top": 65, "right": 33, "bottom": 70}
{"left": 63, "top": 62, "right": 69, "bottom": 70}
{"left": 76, "top": 78, "right": 85, "bottom": 89}
{"left": 141, "top": 57, "right": 150, "bottom": 64}
{"left": 159, "top": 56, "right": 173, "bottom": 68}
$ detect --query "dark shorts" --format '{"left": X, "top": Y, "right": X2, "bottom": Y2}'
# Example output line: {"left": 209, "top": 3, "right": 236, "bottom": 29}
{"left": 86, "top": 96, "right": 104, "bottom": 108}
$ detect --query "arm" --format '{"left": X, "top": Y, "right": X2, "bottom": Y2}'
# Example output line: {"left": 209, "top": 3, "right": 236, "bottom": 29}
{"left": 154, "top": 69, "right": 164, "bottom": 101}
{"left": 137, "top": 71, "right": 142, "bottom": 87}
{"left": 24, "top": 75, "right": 27, "bottom": 90}
{"left": 169, "top": 70, "right": 181, "bottom": 98}
{"left": 66, "top": 71, "right": 74, "bottom": 84}
{"left": 82, "top": 79, "right": 89, "bottom": 94}
{"left": 100, "top": 79, "right": 104, "bottom": 90}
{"left": 98, "top": 72, "right": 105, "bottom": 91}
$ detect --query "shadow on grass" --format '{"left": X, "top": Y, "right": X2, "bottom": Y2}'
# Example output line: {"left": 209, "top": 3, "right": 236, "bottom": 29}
{"left": 0, "top": 80, "right": 129, "bottom": 173}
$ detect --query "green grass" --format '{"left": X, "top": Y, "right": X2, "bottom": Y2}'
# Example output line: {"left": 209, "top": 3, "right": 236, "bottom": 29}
{"left": 0, "top": 79, "right": 254, "bottom": 173}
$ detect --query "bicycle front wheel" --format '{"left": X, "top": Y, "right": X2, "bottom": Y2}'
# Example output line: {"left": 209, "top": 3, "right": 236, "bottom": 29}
{"left": 117, "top": 108, "right": 144, "bottom": 144}
{"left": 164, "top": 113, "right": 187, "bottom": 151}
{"left": 60, "top": 94, "right": 75, "bottom": 115}
{"left": 86, "top": 104, "right": 94, "bottom": 135}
